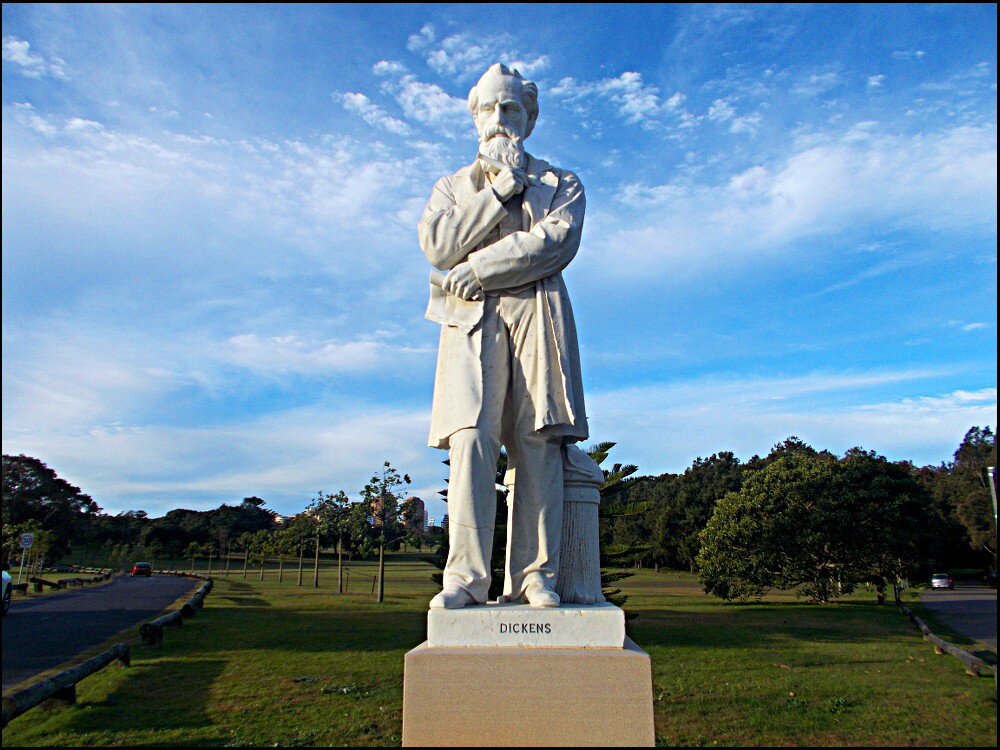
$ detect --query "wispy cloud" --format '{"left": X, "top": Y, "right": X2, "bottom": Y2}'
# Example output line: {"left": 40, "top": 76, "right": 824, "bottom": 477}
{"left": 2, "top": 36, "right": 68, "bottom": 79}
{"left": 792, "top": 71, "right": 841, "bottom": 96}
{"left": 550, "top": 71, "right": 689, "bottom": 129}
{"left": 594, "top": 122, "right": 996, "bottom": 281}
{"left": 405, "top": 24, "right": 550, "bottom": 81}
{"left": 588, "top": 373, "right": 996, "bottom": 473}
{"left": 372, "top": 60, "right": 470, "bottom": 138}
{"left": 337, "top": 92, "right": 412, "bottom": 135}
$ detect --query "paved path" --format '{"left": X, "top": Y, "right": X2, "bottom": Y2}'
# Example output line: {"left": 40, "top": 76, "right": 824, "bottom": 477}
{"left": 920, "top": 582, "right": 997, "bottom": 652}
{"left": 1, "top": 574, "right": 198, "bottom": 690}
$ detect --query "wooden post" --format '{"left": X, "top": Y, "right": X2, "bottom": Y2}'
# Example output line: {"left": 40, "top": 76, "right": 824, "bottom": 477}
{"left": 242, "top": 548, "right": 249, "bottom": 579}
{"left": 338, "top": 539, "right": 344, "bottom": 594}
{"left": 313, "top": 534, "right": 320, "bottom": 588}
{"left": 43, "top": 684, "right": 76, "bottom": 709}
{"left": 297, "top": 545, "right": 304, "bottom": 586}
{"left": 377, "top": 544, "right": 385, "bottom": 603}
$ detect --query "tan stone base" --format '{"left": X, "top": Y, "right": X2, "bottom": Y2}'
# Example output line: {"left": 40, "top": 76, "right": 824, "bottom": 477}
{"left": 402, "top": 637, "right": 654, "bottom": 747}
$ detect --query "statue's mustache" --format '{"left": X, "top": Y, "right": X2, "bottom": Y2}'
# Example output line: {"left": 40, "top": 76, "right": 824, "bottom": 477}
{"left": 480, "top": 124, "right": 520, "bottom": 142}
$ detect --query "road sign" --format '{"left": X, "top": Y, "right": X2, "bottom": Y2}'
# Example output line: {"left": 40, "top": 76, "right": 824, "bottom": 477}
{"left": 19, "top": 533, "right": 34, "bottom": 549}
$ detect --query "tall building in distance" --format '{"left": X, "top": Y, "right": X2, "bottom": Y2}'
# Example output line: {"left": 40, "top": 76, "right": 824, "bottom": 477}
{"left": 401, "top": 496, "right": 427, "bottom": 532}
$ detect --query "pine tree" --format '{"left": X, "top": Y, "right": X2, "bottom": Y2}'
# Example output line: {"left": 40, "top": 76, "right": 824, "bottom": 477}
{"left": 589, "top": 442, "right": 650, "bottom": 611}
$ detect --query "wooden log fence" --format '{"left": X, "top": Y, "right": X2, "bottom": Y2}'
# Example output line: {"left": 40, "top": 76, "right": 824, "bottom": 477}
{"left": 898, "top": 603, "right": 991, "bottom": 677}
{"left": 28, "top": 577, "right": 62, "bottom": 593}
{"left": 1, "top": 643, "right": 130, "bottom": 728}
{"left": 139, "top": 574, "right": 213, "bottom": 647}
{"left": 23, "top": 571, "right": 114, "bottom": 595}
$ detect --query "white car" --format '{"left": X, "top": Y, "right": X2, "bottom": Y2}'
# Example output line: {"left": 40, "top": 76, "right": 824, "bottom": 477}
{"left": 1, "top": 565, "right": 11, "bottom": 616}
{"left": 930, "top": 573, "right": 954, "bottom": 590}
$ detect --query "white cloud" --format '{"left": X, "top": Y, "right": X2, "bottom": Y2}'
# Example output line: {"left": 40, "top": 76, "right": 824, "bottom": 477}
{"left": 337, "top": 91, "right": 412, "bottom": 135}
{"left": 707, "top": 98, "right": 735, "bottom": 122}
{"left": 587, "top": 373, "right": 996, "bottom": 474}
{"left": 707, "top": 98, "right": 761, "bottom": 134}
{"left": 2, "top": 36, "right": 68, "bottom": 79}
{"left": 793, "top": 71, "right": 841, "bottom": 96}
{"left": 373, "top": 63, "right": 471, "bottom": 138}
{"left": 406, "top": 24, "right": 436, "bottom": 52}
{"left": 3, "top": 400, "right": 442, "bottom": 517}
{"left": 222, "top": 334, "right": 431, "bottom": 375}
{"left": 867, "top": 74, "right": 885, "bottom": 89}
{"left": 597, "top": 122, "right": 996, "bottom": 281}
{"left": 405, "top": 25, "right": 549, "bottom": 81}
{"left": 550, "top": 71, "right": 675, "bottom": 128}
{"left": 892, "top": 50, "right": 926, "bottom": 60}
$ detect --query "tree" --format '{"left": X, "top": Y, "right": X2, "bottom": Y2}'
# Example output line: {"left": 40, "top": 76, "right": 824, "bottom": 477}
{"left": 949, "top": 426, "right": 997, "bottom": 559}
{"left": 183, "top": 541, "right": 202, "bottom": 574}
{"left": 2, "top": 454, "right": 102, "bottom": 557}
{"left": 590, "top": 442, "right": 648, "bottom": 609}
{"left": 249, "top": 529, "right": 273, "bottom": 580}
{"left": 697, "top": 447, "right": 938, "bottom": 603}
{"left": 359, "top": 462, "right": 410, "bottom": 603}
{"left": 305, "top": 490, "right": 355, "bottom": 592}
{"left": 648, "top": 452, "right": 744, "bottom": 572}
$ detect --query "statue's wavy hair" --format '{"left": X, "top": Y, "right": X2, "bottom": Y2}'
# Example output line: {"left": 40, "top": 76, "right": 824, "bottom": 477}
{"left": 467, "top": 63, "right": 539, "bottom": 138}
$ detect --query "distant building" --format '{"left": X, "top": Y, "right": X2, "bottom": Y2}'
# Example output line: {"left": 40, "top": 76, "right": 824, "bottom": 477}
{"left": 402, "top": 496, "right": 427, "bottom": 532}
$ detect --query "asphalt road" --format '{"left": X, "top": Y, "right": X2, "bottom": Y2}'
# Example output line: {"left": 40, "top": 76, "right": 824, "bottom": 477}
{"left": 920, "top": 582, "right": 997, "bottom": 652}
{"left": 1, "top": 574, "right": 198, "bottom": 690}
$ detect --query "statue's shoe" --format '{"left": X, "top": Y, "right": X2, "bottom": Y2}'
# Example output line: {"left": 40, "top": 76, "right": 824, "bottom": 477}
{"left": 524, "top": 583, "right": 560, "bottom": 608}
{"left": 429, "top": 588, "right": 478, "bottom": 609}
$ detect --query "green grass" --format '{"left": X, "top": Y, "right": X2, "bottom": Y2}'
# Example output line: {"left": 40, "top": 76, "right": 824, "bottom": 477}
{"left": 2, "top": 555, "right": 995, "bottom": 747}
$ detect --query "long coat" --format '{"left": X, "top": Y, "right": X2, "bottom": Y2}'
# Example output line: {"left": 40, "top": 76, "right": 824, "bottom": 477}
{"left": 418, "top": 154, "right": 589, "bottom": 450}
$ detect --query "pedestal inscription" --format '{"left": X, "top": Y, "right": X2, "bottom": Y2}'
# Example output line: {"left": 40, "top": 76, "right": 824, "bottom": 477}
{"left": 427, "top": 602, "right": 625, "bottom": 648}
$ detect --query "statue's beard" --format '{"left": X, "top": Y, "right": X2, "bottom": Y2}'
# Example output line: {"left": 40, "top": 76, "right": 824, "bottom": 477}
{"left": 478, "top": 126, "right": 526, "bottom": 170}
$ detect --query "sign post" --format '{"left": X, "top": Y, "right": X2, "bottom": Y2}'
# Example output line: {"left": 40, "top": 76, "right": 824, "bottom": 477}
{"left": 17, "top": 533, "right": 34, "bottom": 584}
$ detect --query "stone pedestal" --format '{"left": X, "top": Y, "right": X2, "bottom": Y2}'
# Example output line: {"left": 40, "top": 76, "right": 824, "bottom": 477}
{"left": 403, "top": 603, "right": 654, "bottom": 747}
{"left": 402, "top": 637, "right": 654, "bottom": 747}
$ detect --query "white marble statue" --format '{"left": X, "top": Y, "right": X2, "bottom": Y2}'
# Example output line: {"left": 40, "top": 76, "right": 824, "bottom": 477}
{"left": 419, "top": 63, "right": 604, "bottom": 610}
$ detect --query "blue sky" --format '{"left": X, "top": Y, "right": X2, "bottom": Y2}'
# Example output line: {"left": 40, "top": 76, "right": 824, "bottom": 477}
{"left": 2, "top": 3, "right": 996, "bottom": 522}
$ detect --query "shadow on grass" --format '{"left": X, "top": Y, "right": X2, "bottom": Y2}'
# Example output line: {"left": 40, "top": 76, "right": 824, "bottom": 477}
{"left": 56, "top": 659, "right": 229, "bottom": 745}
{"left": 216, "top": 596, "right": 271, "bottom": 607}
{"left": 629, "top": 602, "right": 917, "bottom": 652}
{"left": 146, "top": 606, "right": 428, "bottom": 656}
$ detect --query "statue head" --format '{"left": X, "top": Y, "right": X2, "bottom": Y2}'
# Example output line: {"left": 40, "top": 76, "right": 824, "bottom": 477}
{"left": 468, "top": 63, "right": 538, "bottom": 169}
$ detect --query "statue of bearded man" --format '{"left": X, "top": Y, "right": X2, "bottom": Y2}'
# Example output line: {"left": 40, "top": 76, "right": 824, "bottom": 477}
{"left": 419, "top": 63, "right": 597, "bottom": 609}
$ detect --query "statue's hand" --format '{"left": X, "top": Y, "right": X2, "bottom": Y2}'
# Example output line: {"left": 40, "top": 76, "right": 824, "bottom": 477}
{"left": 443, "top": 263, "right": 482, "bottom": 301}
{"left": 490, "top": 166, "right": 527, "bottom": 202}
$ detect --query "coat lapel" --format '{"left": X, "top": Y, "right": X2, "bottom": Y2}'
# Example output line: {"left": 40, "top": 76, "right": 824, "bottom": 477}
{"left": 523, "top": 154, "right": 557, "bottom": 229}
{"left": 453, "top": 161, "right": 485, "bottom": 204}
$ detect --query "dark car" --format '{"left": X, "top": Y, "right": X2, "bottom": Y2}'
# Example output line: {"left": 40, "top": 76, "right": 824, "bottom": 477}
{"left": 130, "top": 562, "right": 153, "bottom": 577}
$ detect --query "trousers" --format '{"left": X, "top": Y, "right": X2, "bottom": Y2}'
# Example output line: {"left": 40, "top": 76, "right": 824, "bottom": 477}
{"left": 442, "top": 288, "right": 564, "bottom": 603}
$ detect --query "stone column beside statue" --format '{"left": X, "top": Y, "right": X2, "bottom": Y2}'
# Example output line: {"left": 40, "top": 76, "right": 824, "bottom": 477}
{"left": 401, "top": 63, "right": 654, "bottom": 747}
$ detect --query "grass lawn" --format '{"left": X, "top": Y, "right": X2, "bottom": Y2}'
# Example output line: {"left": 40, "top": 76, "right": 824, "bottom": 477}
{"left": 2, "top": 554, "right": 995, "bottom": 747}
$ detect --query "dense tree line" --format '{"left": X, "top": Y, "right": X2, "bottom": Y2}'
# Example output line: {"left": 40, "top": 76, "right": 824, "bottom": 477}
{"left": 2, "top": 455, "right": 426, "bottom": 572}
{"left": 604, "top": 427, "right": 996, "bottom": 595}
